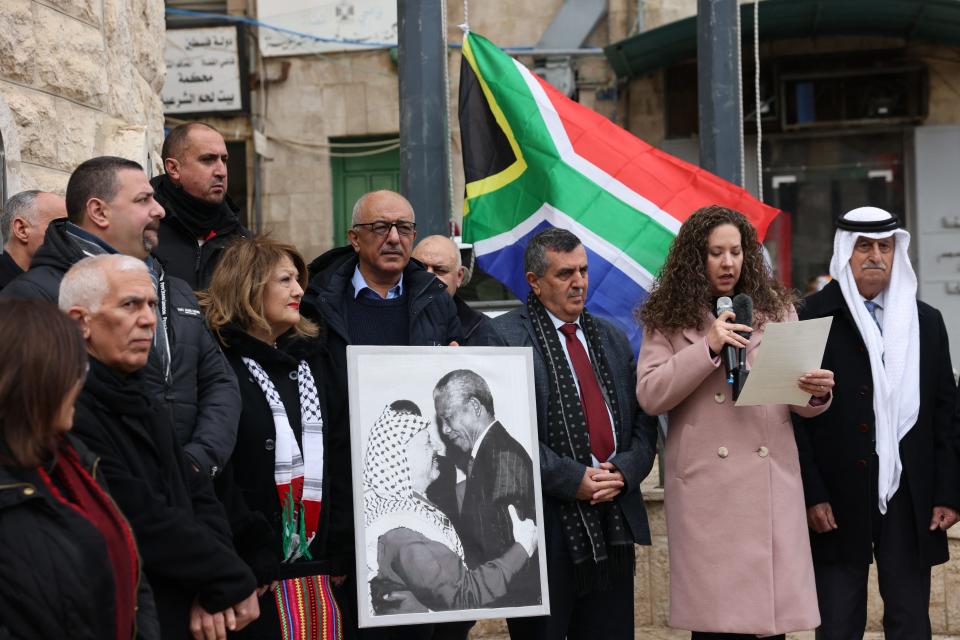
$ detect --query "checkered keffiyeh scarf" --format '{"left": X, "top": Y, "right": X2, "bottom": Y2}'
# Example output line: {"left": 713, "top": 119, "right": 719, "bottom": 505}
{"left": 527, "top": 293, "right": 635, "bottom": 595}
{"left": 362, "top": 405, "right": 463, "bottom": 559}
{"left": 243, "top": 357, "right": 325, "bottom": 562}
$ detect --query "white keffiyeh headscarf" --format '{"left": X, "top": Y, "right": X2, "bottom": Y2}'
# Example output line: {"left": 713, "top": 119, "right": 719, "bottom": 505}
{"left": 362, "top": 404, "right": 463, "bottom": 576}
{"left": 829, "top": 206, "right": 920, "bottom": 514}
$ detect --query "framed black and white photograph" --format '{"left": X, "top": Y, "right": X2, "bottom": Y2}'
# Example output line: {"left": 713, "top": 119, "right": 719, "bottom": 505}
{"left": 347, "top": 346, "right": 550, "bottom": 627}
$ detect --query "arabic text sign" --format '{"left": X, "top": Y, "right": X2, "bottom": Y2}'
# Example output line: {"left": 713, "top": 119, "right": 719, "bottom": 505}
{"left": 256, "top": 0, "right": 397, "bottom": 56}
{"left": 163, "top": 26, "right": 242, "bottom": 114}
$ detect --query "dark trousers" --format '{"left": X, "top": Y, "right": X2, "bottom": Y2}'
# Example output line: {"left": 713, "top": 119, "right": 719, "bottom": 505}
{"left": 506, "top": 505, "right": 634, "bottom": 640}
{"left": 814, "top": 479, "right": 932, "bottom": 640}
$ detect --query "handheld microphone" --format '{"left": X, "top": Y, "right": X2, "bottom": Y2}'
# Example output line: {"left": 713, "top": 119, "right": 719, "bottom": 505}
{"left": 716, "top": 296, "right": 736, "bottom": 384}
{"left": 732, "top": 294, "right": 753, "bottom": 400}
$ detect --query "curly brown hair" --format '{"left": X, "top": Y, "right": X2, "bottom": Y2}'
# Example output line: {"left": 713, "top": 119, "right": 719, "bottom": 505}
{"left": 639, "top": 205, "right": 795, "bottom": 333}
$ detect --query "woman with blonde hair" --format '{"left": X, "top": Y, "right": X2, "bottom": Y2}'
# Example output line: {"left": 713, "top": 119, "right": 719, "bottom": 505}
{"left": 636, "top": 206, "right": 835, "bottom": 639}
{"left": 201, "top": 235, "right": 341, "bottom": 640}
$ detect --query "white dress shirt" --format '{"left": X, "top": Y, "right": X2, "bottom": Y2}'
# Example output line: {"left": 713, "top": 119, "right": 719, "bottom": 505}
{"left": 351, "top": 266, "right": 404, "bottom": 299}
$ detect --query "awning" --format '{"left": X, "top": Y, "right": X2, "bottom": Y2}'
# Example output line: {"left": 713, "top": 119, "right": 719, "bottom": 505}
{"left": 605, "top": 0, "right": 960, "bottom": 79}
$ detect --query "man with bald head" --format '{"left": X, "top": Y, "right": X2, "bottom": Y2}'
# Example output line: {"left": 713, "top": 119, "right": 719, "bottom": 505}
{"left": 0, "top": 190, "right": 66, "bottom": 290}
{"left": 302, "top": 189, "right": 460, "bottom": 638}
{"left": 412, "top": 235, "right": 496, "bottom": 346}
{"left": 152, "top": 121, "right": 248, "bottom": 289}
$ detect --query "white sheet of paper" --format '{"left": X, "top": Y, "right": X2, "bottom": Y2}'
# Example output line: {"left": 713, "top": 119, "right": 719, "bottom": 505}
{"left": 735, "top": 317, "right": 833, "bottom": 407}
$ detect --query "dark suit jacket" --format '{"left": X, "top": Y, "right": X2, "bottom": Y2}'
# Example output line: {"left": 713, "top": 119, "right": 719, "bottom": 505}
{"left": 485, "top": 306, "right": 658, "bottom": 546}
{"left": 459, "top": 421, "right": 539, "bottom": 606}
{"left": 794, "top": 280, "right": 960, "bottom": 566}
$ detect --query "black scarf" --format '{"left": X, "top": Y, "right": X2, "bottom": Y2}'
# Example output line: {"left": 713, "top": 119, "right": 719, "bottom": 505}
{"left": 526, "top": 292, "right": 635, "bottom": 594}
{"left": 152, "top": 174, "right": 240, "bottom": 238}
{"left": 84, "top": 358, "right": 155, "bottom": 418}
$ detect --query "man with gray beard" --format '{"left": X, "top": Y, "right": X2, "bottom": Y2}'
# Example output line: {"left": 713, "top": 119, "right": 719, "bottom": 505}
{"left": 2, "top": 156, "right": 241, "bottom": 481}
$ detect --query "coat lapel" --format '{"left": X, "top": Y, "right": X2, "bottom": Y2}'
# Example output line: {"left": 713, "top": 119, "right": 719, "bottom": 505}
{"left": 518, "top": 307, "right": 543, "bottom": 356}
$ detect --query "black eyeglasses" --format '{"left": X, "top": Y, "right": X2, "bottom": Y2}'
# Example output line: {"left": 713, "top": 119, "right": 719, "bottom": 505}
{"left": 352, "top": 220, "right": 417, "bottom": 237}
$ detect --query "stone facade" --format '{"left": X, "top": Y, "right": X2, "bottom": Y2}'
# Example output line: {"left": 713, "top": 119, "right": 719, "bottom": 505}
{"left": 0, "top": 0, "right": 166, "bottom": 211}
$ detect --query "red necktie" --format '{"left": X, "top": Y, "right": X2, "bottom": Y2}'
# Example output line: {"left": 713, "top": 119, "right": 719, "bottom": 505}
{"left": 559, "top": 323, "right": 615, "bottom": 461}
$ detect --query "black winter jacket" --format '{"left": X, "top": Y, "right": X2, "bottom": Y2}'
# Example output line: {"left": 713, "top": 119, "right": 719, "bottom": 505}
{"left": 794, "top": 280, "right": 960, "bottom": 566}
{"left": 0, "top": 435, "right": 159, "bottom": 640}
{"left": 0, "top": 219, "right": 241, "bottom": 477}
{"left": 71, "top": 359, "right": 256, "bottom": 639}
{"left": 300, "top": 246, "right": 460, "bottom": 571}
{"left": 150, "top": 175, "right": 250, "bottom": 291}
{"left": 214, "top": 323, "right": 335, "bottom": 581}
{"left": 0, "top": 251, "right": 22, "bottom": 292}
{"left": 454, "top": 294, "right": 499, "bottom": 346}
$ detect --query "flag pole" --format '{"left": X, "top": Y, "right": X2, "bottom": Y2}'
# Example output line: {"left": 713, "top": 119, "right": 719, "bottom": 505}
{"left": 696, "top": 0, "right": 743, "bottom": 187}
{"left": 398, "top": 0, "right": 452, "bottom": 237}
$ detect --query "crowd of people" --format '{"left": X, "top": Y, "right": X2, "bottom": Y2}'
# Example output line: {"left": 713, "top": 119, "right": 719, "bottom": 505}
{"left": 0, "top": 120, "right": 956, "bottom": 640}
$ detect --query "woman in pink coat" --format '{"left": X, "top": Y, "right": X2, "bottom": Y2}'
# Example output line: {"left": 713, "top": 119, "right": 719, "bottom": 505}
{"left": 636, "top": 206, "right": 834, "bottom": 639}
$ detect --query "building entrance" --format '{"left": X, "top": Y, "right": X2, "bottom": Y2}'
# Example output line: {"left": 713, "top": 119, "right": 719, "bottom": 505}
{"left": 764, "top": 132, "right": 906, "bottom": 292}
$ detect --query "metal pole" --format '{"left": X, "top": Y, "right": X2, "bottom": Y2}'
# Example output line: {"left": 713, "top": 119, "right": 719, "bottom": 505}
{"left": 697, "top": 0, "right": 742, "bottom": 186}
{"left": 397, "top": 0, "right": 451, "bottom": 238}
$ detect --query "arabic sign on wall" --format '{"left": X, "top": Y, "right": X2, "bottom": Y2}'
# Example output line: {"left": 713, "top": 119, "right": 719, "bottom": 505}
{"left": 162, "top": 26, "right": 243, "bottom": 115}
{"left": 257, "top": 0, "right": 397, "bottom": 56}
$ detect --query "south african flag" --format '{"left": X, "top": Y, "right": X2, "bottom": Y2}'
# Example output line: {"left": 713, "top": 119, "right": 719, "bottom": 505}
{"left": 459, "top": 31, "right": 780, "bottom": 351}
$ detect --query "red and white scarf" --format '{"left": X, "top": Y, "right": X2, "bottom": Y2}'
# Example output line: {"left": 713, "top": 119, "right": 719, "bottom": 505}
{"left": 243, "top": 357, "right": 325, "bottom": 561}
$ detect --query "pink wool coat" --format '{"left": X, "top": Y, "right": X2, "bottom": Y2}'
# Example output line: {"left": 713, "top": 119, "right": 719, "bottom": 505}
{"left": 636, "top": 309, "right": 828, "bottom": 636}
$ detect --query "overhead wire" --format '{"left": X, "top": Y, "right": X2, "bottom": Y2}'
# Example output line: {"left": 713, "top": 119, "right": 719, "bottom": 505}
{"left": 736, "top": 1, "right": 745, "bottom": 187}
{"left": 754, "top": 0, "right": 764, "bottom": 201}
{"left": 163, "top": 7, "right": 601, "bottom": 55}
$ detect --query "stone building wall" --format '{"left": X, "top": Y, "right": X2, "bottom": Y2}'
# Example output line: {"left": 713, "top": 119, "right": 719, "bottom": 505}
{"left": 255, "top": 50, "right": 400, "bottom": 258}
{"left": 0, "top": 0, "right": 166, "bottom": 210}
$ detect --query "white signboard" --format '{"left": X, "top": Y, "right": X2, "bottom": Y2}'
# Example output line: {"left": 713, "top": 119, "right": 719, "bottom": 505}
{"left": 257, "top": 0, "right": 397, "bottom": 56}
{"left": 162, "top": 26, "right": 243, "bottom": 114}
